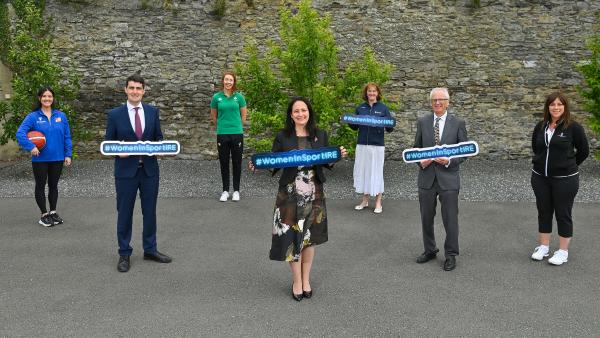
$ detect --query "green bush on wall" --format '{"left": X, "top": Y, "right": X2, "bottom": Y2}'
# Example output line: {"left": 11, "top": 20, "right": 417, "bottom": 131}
{"left": 577, "top": 15, "right": 600, "bottom": 159}
{"left": 235, "top": 0, "right": 397, "bottom": 156}
{"left": 0, "top": 0, "right": 10, "bottom": 63}
{"left": 0, "top": 0, "right": 84, "bottom": 150}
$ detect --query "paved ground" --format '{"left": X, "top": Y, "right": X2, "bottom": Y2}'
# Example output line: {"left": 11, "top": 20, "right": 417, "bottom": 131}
{"left": 1, "top": 159, "right": 599, "bottom": 337}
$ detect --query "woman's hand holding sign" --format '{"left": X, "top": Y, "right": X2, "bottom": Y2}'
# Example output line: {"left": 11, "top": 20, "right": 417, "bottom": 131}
{"left": 339, "top": 146, "right": 348, "bottom": 158}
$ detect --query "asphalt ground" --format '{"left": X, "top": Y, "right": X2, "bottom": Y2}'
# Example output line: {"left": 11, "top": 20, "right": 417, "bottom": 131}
{"left": 1, "top": 159, "right": 599, "bottom": 337}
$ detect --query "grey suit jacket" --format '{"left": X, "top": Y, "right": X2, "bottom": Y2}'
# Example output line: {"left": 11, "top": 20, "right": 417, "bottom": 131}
{"left": 413, "top": 113, "right": 468, "bottom": 190}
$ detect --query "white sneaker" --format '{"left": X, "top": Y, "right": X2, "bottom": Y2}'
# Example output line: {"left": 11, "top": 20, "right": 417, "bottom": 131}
{"left": 232, "top": 191, "right": 240, "bottom": 202}
{"left": 531, "top": 245, "right": 549, "bottom": 261}
{"left": 548, "top": 250, "right": 568, "bottom": 266}
{"left": 219, "top": 191, "right": 229, "bottom": 202}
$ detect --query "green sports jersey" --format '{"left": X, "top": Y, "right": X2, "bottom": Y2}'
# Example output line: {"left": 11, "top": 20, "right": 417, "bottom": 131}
{"left": 210, "top": 91, "right": 246, "bottom": 135}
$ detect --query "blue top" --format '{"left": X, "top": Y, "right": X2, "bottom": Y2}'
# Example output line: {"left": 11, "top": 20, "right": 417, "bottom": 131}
{"left": 349, "top": 101, "right": 394, "bottom": 146}
{"left": 16, "top": 109, "right": 73, "bottom": 162}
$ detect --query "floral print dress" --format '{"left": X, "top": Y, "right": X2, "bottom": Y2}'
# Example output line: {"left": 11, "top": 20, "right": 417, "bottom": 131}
{"left": 269, "top": 137, "right": 328, "bottom": 262}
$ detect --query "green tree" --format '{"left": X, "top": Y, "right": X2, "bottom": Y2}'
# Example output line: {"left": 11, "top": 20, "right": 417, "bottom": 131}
{"left": 0, "top": 0, "right": 82, "bottom": 148}
{"left": 235, "top": 0, "right": 396, "bottom": 155}
{"left": 0, "top": 0, "right": 10, "bottom": 63}
{"left": 577, "top": 17, "right": 600, "bottom": 158}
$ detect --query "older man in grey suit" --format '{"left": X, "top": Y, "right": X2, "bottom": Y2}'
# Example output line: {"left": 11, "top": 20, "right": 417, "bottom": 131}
{"left": 413, "top": 88, "right": 468, "bottom": 271}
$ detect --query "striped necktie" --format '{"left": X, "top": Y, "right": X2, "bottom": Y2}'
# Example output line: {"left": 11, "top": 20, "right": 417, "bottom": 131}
{"left": 434, "top": 117, "right": 441, "bottom": 145}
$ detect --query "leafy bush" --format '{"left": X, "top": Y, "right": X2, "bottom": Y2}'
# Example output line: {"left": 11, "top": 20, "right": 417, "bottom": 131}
{"left": 235, "top": 0, "right": 396, "bottom": 156}
{"left": 0, "top": 0, "right": 10, "bottom": 63}
{"left": 0, "top": 0, "right": 83, "bottom": 148}
{"left": 212, "top": 0, "right": 225, "bottom": 19}
{"left": 577, "top": 17, "right": 600, "bottom": 158}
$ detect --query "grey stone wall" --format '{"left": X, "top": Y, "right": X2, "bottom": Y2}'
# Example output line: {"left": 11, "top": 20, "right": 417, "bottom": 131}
{"left": 43, "top": 0, "right": 600, "bottom": 159}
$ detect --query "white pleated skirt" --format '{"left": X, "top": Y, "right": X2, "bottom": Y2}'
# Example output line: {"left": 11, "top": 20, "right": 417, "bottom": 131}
{"left": 353, "top": 144, "right": 385, "bottom": 196}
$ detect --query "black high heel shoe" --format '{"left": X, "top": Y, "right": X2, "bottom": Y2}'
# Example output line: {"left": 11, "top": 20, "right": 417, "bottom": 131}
{"left": 292, "top": 286, "right": 303, "bottom": 302}
{"left": 302, "top": 289, "right": 313, "bottom": 299}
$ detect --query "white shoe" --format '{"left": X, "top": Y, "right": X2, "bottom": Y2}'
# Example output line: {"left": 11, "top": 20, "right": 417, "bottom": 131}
{"left": 373, "top": 206, "right": 383, "bottom": 214}
{"left": 354, "top": 202, "right": 368, "bottom": 210}
{"left": 219, "top": 191, "right": 229, "bottom": 202}
{"left": 548, "top": 250, "right": 568, "bottom": 266}
{"left": 531, "top": 245, "right": 549, "bottom": 261}
{"left": 232, "top": 191, "right": 240, "bottom": 202}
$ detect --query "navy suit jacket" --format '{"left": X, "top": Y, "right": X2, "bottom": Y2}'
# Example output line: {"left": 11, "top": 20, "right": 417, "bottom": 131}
{"left": 105, "top": 103, "right": 163, "bottom": 178}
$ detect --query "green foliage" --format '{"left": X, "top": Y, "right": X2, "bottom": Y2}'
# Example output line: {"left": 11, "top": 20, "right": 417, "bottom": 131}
{"left": 140, "top": 0, "right": 150, "bottom": 10}
{"left": 58, "top": 0, "right": 90, "bottom": 4}
{"left": 576, "top": 17, "right": 600, "bottom": 158}
{"left": 162, "top": 0, "right": 174, "bottom": 10}
{"left": 0, "top": 0, "right": 83, "bottom": 149}
{"left": 0, "top": 0, "right": 10, "bottom": 63}
{"left": 339, "top": 47, "right": 395, "bottom": 104}
{"left": 272, "top": 0, "right": 338, "bottom": 97}
{"left": 235, "top": 0, "right": 396, "bottom": 155}
{"left": 234, "top": 40, "right": 287, "bottom": 152}
{"left": 139, "top": 0, "right": 173, "bottom": 10}
{"left": 212, "top": 0, "right": 225, "bottom": 19}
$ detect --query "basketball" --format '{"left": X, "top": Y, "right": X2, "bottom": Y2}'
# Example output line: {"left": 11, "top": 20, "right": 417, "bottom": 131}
{"left": 27, "top": 131, "right": 46, "bottom": 150}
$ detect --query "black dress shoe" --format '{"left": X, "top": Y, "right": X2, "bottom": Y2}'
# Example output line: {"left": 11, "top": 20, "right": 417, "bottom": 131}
{"left": 117, "top": 256, "right": 130, "bottom": 272}
{"left": 292, "top": 290, "right": 303, "bottom": 301}
{"left": 292, "top": 285, "right": 303, "bottom": 301}
{"left": 302, "top": 290, "right": 313, "bottom": 299}
{"left": 143, "top": 251, "right": 172, "bottom": 263}
{"left": 443, "top": 256, "right": 456, "bottom": 271}
{"left": 416, "top": 250, "right": 439, "bottom": 264}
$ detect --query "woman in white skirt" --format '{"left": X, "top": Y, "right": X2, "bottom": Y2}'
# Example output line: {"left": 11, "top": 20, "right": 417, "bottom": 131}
{"left": 349, "top": 82, "right": 394, "bottom": 213}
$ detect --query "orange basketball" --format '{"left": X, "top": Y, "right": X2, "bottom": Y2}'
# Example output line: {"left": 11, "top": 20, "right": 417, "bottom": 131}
{"left": 27, "top": 131, "right": 46, "bottom": 150}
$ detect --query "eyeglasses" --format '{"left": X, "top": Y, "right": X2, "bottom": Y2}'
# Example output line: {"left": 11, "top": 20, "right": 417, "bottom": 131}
{"left": 431, "top": 99, "right": 449, "bottom": 103}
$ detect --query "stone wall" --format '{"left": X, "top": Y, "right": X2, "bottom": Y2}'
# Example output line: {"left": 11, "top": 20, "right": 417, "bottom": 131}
{"left": 41, "top": 0, "right": 600, "bottom": 159}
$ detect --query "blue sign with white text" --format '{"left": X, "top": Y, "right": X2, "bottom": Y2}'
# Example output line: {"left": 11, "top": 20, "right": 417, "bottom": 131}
{"left": 341, "top": 114, "right": 396, "bottom": 128}
{"left": 402, "top": 141, "right": 479, "bottom": 163}
{"left": 252, "top": 147, "right": 341, "bottom": 169}
{"left": 100, "top": 141, "right": 181, "bottom": 156}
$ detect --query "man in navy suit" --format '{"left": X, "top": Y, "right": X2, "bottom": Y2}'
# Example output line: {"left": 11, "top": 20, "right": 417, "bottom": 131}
{"left": 105, "top": 74, "right": 172, "bottom": 272}
{"left": 413, "top": 88, "right": 468, "bottom": 271}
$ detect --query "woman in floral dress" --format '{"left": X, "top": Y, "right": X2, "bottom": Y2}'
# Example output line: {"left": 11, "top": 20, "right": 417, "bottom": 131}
{"left": 250, "top": 97, "right": 347, "bottom": 301}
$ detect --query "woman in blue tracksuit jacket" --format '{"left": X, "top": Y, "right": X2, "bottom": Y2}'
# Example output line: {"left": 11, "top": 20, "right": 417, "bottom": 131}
{"left": 348, "top": 82, "right": 394, "bottom": 214}
{"left": 16, "top": 87, "right": 73, "bottom": 227}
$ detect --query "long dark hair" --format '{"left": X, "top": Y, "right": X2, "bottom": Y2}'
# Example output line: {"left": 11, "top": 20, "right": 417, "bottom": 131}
{"left": 35, "top": 86, "right": 56, "bottom": 110}
{"left": 543, "top": 91, "right": 572, "bottom": 128}
{"left": 283, "top": 96, "right": 317, "bottom": 138}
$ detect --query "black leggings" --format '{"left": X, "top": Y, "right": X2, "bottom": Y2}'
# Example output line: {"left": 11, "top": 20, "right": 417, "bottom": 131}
{"left": 531, "top": 173, "right": 579, "bottom": 238}
{"left": 217, "top": 134, "right": 243, "bottom": 192}
{"left": 32, "top": 161, "right": 64, "bottom": 214}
